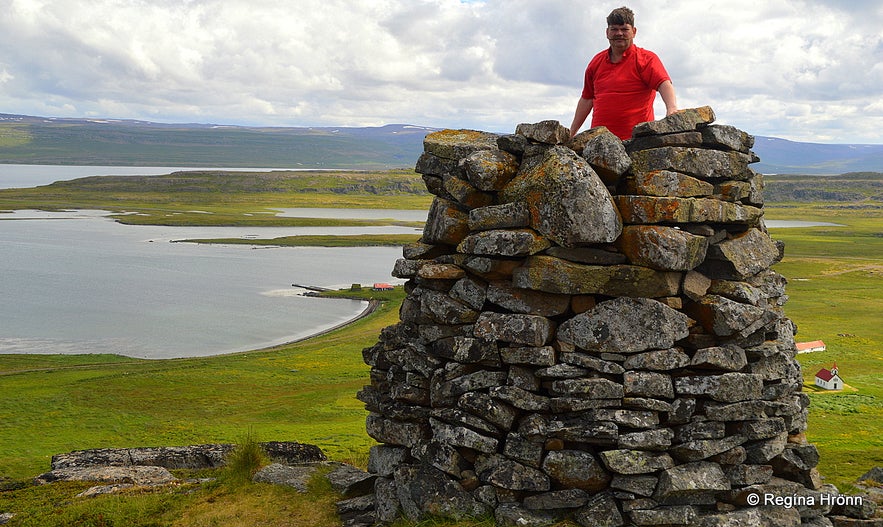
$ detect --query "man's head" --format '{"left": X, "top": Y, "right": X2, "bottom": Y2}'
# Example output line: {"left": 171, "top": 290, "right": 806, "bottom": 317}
{"left": 606, "top": 6, "right": 635, "bottom": 27}
{"left": 606, "top": 6, "right": 636, "bottom": 53}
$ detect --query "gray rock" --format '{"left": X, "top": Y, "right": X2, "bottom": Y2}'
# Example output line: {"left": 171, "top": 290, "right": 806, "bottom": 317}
{"left": 619, "top": 429, "right": 675, "bottom": 451}
{"left": 685, "top": 295, "right": 768, "bottom": 337}
{"left": 463, "top": 149, "right": 520, "bottom": 191}
{"left": 500, "top": 345, "right": 557, "bottom": 366}
{"left": 549, "top": 377, "right": 624, "bottom": 399}
{"left": 542, "top": 450, "right": 611, "bottom": 492}
{"left": 368, "top": 445, "right": 409, "bottom": 477}
{"left": 655, "top": 461, "right": 731, "bottom": 501}
{"left": 501, "top": 146, "right": 622, "bottom": 247}
{"left": 495, "top": 503, "right": 562, "bottom": 527}
{"left": 632, "top": 106, "right": 716, "bottom": 137}
{"left": 423, "top": 129, "right": 500, "bottom": 160}
{"left": 574, "top": 492, "right": 625, "bottom": 527}
{"left": 611, "top": 475, "right": 659, "bottom": 497}
{"left": 624, "top": 370, "right": 675, "bottom": 399}
{"left": 420, "top": 289, "right": 480, "bottom": 325}
{"left": 624, "top": 348, "right": 691, "bottom": 371}
{"left": 365, "top": 414, "right": 429, "bottom": 448}
{"left": 514, "top": 256, "right": 682, "bottom": 297}
{"left": 523, "top": 488, "right": 591, "bottom": 510}
{"left": 618, "top": 225, "right": 709, "bottom": 271}
{"left": 599, "top": 450, "right": 675, "bottom": 474}
{"left": 474, "top": 312, "right": 555, "bottom": 346}
{"left": 670, "top": 435, "right": 749, "bottom": 463}
{"left": 631, "top": 146, "right": 752, "bottom": 182}
{"left": 373, "top": 477, "right": 399, "bottom": 523}
{"left": 422, "top": 197, "right": 470, "bottom": 246}
{"left": 690, "top": 345, "right": 748, "bottom": 371}
{"left": 561, "top": 351, "right": 626, "bottom": 374}
{"left": 449, "top": 276, "right": 488, "bottom": 311}
{"left": 486, "top": 281, "right": 570, "bottom": 316}
{"left": 543, "top": 246, "right": 628, "bottom": 265}
{"left": 468, "top": 202, "right": 531, "bottom": 231}
{"left": 629, "top": 169, "right": 714, "bottom": 197}
{"left": 674, "top": 373, "right": 764, "bottom": 402}
{"left": 36, "top": 465, "right": 177, "bottom": 486}
{"left": 326, "top": 464, "right": 376, "bottom": 498}
{"left": 458, "top": 391, "right": 518, "bottom": 430}
{"left": 700, "top": 228, "right": 782, "bottom": 280}
{"left": 394, "top": 464, "right": 490, "bottom": 521}
{"left": 489, "top": 385, "right": 552, "bottom": 412}
{"left": 457, "top": 228, "right": 551, "bottom": 257}
{"left": 701, "top": 124, "right": 755, "bottom": 152}
{"left": 558, "top": 297, "right": 689, "bottom": 354}
{"left": 580, "top": 127, "right": 632, "bottom": 183}
{"left": 479, "top": 455, "right": 551, "bottom": 492}
{"left": 252, "top": 464, "right": 316, "bottom": 493}
{"left": 629, "top": 505, "right": 697, "bottom": 526}
{"left": 516, "top": 120, "right": 571, "bottom": 144}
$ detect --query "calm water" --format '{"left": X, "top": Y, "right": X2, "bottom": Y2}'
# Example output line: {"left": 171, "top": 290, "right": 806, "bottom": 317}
{"left": 0, "top": 166, "right": 427, "bottom": 360}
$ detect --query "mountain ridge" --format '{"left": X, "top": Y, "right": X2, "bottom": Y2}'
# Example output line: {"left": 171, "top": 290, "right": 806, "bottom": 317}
{"left": 1, "top": 113, "right": 881, "bottom": 174}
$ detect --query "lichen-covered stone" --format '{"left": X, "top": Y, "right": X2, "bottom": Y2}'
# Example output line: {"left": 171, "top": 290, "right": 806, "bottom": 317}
{"left": 618, "top": 225, "right": 709, "bottom": 271}
{"left": 631, "top": 146, "right": 753, "bottom": 182}
{"left": 558, "top": 297, "right": 689, "bottom": 354}
{"left": 468, "top": 202, "right": 531, "bottom": 231}
{"left": 457, "top": 228, "right": 551, "bottom": 256}
{"left": 486, "top": 281, "right": 570, "bottom": 317}
{"left": 422, "top": 198, "right": 469, "bottom": 246}
{"left": 515, "top": 120, "right": 571, "bottom": 144}
{"left": 632, "top": 106, "right": 716, "bottom": 137}
{"left": 579, "top": 127, "right": 632, "bottom": 184}
{"left": 423, "top": 129, "right": 500, "bottom": 160}
{"left": 700, "top": 228, "right": 782, "bottom": 280}
{"left": 513, "top": 255, "right": 682, "bottom": 297}
{"left": 473, "top": 312, "right": 555, "bottom": 346}
{"left": 502, "top": 146, "right": 622, "bottom": 247}
{"left": 542, "top": 450, "right": 611, "bottom": 491}
{"left": 463, "top": 149, "right": 520, "bottom": 191}
{"left": 628, "top": 169, "right": 714, "bottom": 197}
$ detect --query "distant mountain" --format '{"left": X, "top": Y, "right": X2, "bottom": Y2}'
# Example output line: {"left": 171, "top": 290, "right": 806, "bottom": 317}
{"left": 1, "top": 113, "right": 881, "bottom": 174}
{"left": 751, "top": 136, "right": 883, "bottom": 175}
{"left": 0, "top": 114, "right": 438, "bottom": 169}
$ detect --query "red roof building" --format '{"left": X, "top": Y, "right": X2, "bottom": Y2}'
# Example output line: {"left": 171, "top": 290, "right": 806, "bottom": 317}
{"left": 814, "top": 363, "right": 843, "bottom": 390}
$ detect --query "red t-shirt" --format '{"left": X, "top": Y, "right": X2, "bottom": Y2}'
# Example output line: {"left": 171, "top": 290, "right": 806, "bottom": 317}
{"left": 581, "top": 45, "right": 671, "bottom": 140}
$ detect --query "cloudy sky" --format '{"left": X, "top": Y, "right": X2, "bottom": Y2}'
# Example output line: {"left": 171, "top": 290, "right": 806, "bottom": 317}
{"left": 2, "top": 0, "right": 882, "bottom": 143}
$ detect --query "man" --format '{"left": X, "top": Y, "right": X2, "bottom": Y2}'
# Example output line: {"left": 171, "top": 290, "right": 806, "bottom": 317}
{"left": 568, "top": 6, "right": 678, "bottom": 140}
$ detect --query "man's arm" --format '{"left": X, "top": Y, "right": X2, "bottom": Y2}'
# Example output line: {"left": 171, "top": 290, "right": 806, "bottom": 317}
{"left": 657, "top": 80, "right": 678, "bottom": 116}
{"left": 569, "top": 97, "right": 594, "bottom": 138}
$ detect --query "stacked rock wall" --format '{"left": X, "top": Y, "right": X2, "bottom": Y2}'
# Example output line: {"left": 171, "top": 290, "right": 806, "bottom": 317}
{"left": 357, "top": 107, "right": 837, "bottom": 526}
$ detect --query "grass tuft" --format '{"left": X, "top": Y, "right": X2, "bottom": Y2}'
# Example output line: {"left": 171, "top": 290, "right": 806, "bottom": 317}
{"left": 221, "top": 431, "right": 269, "bottom": 486}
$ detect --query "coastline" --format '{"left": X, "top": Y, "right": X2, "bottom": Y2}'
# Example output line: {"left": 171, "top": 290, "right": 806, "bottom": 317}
{"left": 276, "top": 298, "right": 381, "bottom": 347}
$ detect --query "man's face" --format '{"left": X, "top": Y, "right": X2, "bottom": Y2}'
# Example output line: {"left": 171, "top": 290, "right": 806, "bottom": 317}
{"left": 606, "top": 23, "right": 636, "bottom": 50}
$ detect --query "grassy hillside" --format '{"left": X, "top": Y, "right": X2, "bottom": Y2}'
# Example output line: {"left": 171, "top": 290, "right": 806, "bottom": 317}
{"left": 0, "top": 115, "right": 431, "bottom": 169}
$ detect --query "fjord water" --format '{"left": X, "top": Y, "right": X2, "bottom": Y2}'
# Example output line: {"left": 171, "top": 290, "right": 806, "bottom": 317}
{"left": 1, "top": 209, "right": 419, "bottom": 359}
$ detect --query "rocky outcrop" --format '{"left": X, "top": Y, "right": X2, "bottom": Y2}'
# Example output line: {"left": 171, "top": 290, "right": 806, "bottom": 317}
{"left": 357, "top": 109, "right": 878, "bottom": 526}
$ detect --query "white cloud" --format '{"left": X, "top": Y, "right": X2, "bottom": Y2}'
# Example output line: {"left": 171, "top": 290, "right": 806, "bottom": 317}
{"left": 0, "top": 0, "right": 881, "bottom": 143}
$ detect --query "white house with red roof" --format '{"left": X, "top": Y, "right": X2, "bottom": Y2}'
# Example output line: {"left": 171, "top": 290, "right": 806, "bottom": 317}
{"left": 796, "top": 340, "right": 827, "bottom": 354}
{"left": 814, "top": 363, "right": 843, "bottom": 390}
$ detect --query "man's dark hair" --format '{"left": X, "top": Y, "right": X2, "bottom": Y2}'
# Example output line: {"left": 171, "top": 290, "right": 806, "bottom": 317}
{"left": 607, "top": 6, "right": 635, "bottom": 27}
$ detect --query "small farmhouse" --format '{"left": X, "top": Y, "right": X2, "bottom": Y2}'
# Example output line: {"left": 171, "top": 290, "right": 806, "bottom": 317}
{"left": 815, "top": 363, "right": 844, "bottom": 390}
{"left": 372, "top": 283, "right": 394, "bottom": 291}
{"left": 797, "top": 340, "right": 827, "bottom": 354}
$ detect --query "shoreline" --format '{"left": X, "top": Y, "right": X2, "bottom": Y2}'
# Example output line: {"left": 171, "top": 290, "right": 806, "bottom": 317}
{"left": 272, "top": 298, "right": 380, "bottom": 347}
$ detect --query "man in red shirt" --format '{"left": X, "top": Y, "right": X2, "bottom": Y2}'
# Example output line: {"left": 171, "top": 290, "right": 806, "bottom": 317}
{"left": 568, "top": 6, "right": 678, "bottom": 140}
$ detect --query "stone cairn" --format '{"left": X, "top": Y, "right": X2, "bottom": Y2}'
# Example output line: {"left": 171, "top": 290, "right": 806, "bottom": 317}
{"left": 357, "top": 107, "right": 869, "bottom": 527}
